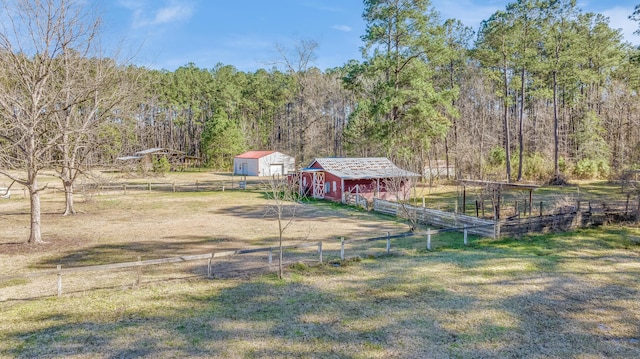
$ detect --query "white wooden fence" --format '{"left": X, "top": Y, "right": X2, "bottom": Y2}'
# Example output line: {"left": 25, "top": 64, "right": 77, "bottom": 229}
{"left": 0, "top": 227, "right": 482, "bottom": 299}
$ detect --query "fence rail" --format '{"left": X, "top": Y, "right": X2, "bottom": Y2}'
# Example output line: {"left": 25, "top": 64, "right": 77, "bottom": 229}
{"left": 1, "top": 227, "right": 482, "bottom": 299}
{"left": 372, "top": 198, "right": 496, "bottom": 238}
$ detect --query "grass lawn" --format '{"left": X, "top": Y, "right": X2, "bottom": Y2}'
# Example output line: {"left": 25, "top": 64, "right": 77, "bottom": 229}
{"left": 1, "top": 177, "right": 640, "bottom": 358}
{"left": 2, "top": 225, "right": 640, "bottom": 358}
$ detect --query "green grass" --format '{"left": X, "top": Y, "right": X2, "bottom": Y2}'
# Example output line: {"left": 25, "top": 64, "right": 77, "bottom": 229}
{"left": 2, "top": 225, "right": 640, "bottom": 358}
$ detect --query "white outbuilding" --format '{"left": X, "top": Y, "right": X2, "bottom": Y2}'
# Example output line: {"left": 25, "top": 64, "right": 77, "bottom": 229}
{"left": 233, "top": 151, "right": 295, "bottom": 176}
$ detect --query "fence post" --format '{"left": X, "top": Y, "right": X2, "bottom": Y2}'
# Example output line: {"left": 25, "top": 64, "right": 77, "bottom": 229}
{"left": 386, "top": 232, "right": 391, "bottom": 254}
{"left": 148, "top": 182, "right": 151, "bottom": 194}
{"left": 196, "top": 180, "right": 199, "bottom": 191}
{"left": 123, "top": 184, "right": 127, "bottom": 195}
{"left": 539, "top": 201, "right": 543, "bottom": 217}
{"left": 636, "top": 196, "right": 640, "bottom": 223}
{"left": 464, "top": 225, "right": 468, "bottom": 246}
{"left": 207, "top": 257, "right": 213, "bottom": 278}
{"left": 318, "top": 242, "right": 323, "bottom": 264}
{"left": 57, "top": 265, "right": 62, "bottom": 297}
{"left": 136, "top": 256, "right": 142, "bottom": 286}
{"left": 268, "top": 248, "right": 273, "bottom": 265}
{"left": 427, "top": 228, "right": 432, "bottom": 251}
{"left": 340, "top": 237, "right": 345, "bottom": 260}
{"left": 172, "top": 182, "right": 176, "bottom": 193}
{"left": 626, "top": 194, "right": 630, "bottom": 215}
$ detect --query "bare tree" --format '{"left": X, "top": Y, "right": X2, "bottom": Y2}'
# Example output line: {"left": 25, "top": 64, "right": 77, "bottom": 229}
{"left": 54, "top": 56, "right": 135, "bottom": 215}
{"left": 0, "top": 0, "right": 108, "bottom": 242}
{"left": 382, "top": 172, "right": 421, "bottom": 231}
{"left": 263, "top": 173, "right": 303, "bottom": 279}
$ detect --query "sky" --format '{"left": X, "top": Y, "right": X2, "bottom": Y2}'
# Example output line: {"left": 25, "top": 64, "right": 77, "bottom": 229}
{"left": 101, "top": 0, "right": 640, "bottom": 72}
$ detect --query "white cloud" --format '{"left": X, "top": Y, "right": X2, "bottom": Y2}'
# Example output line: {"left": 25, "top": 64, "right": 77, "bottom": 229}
{"left": 332, "top": 25, "right": 352, "bottom": 32}
{"left": 153, "top": 4, "right": 194, "bottom": 24}
{"left": 120, "top": 0, "right": 194, "bottom": 28}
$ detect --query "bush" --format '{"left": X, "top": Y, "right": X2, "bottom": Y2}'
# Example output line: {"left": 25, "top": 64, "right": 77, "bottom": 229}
{"left": 573, "top": 159, "right": 609, "bottom": 179}
{"left": 488, "top": 146, "right": 506, "bottom": 167}
{"left": 524, "top": 152, "right": 552, "bottom": 180}
{"left": 153, "top": 156, "right": 171, "bottom": 175}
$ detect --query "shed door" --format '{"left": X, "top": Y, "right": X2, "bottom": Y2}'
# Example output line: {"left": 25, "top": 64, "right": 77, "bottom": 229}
{"left": 269, "top": 164, "right": 283, "bottom": 176}
{"left": 313, "top": 172, "right": 325, "bottom": 199}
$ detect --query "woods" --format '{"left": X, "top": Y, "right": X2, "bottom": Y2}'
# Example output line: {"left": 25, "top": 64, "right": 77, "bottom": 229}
{"left": 2, "top": 0, "right": 640, "bottom": 242}
{"left": 104, "top": 0, "right": 640, "bottom": 181}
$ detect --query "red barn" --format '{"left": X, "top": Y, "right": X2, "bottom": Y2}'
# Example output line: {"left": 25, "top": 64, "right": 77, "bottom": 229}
{"left": 299, "top": 157, "right": 419, "bottom": 203}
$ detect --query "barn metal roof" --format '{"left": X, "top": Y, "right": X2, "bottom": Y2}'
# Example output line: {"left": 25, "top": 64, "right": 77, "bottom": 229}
{"left": 134, "top": 148, "right": 185, "bottom": 156}
{"left": 235, "top": 150, "right": 276, "bottom": 159}
{"left": 306, "top": 157, "right": 420, "bottom": 180}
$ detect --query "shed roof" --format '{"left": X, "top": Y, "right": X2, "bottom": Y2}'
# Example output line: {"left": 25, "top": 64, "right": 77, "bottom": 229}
{"left": 235, "top": 150, "right": 277, "bottom": 159}
{"left": 306, "top": 157, "right": 419, "bottom": 180}
{"left": 134, "top": 148, "right": 185, "bottom": 156}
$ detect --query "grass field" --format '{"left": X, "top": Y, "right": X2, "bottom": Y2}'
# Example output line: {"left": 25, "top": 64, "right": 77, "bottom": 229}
{"left": 1, "top": 174, "right": 640, "bottom": 358}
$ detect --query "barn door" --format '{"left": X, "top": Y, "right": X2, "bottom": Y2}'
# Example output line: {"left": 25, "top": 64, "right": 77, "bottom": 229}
{"left": 313, "top": 172, "right": 325, "bottom": 199}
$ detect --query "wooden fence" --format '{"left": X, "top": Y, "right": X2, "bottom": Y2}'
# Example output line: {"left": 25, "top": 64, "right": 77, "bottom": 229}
{"left": 90, "top": 179, "right": 260, "bottom": 194}
{"left": 0, "top": 228, "right": 480, "bottom": 299}
{"left": 372, "top": 199, "right": 496, "bottom": 238}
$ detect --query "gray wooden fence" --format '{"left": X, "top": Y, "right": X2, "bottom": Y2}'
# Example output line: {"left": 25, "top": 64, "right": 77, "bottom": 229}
{"left": 0, "top": 227, "right": 481, "bottom": 299}
{"left": 372, "top": 199, "right": 496, "bottom": 238}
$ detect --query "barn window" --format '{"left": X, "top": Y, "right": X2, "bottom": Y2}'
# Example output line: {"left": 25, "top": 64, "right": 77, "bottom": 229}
{"left": 325, "top": 182, "right": 330, "bottom": 193}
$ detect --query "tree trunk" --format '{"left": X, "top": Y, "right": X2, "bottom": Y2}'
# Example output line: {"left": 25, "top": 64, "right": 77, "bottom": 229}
{"left": 63, "top": 181, "right": 76, "bottom": 216}
{"left": 517, "top": 66, "right": 525, "bottom": 181}
{"left": 553, "top": 70, "right": 560, "bottom": 179}
{"left": 28, "top": 180, "right": 43, "bottom": 244}
{"left": 503, "top": 60, "right": 512, "bottom": 183}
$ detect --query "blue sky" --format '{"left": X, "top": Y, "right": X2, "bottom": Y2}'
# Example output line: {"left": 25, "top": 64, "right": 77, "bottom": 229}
{"left": 102, "top": 0, "right": 640, "bottom": 72}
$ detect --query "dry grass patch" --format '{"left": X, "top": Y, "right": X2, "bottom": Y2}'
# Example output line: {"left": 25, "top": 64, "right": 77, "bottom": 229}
{"left": 2, "top": 180, "right": 640, "bottom": 357}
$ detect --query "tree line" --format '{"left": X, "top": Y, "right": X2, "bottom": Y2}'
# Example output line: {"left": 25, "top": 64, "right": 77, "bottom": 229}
{"left": 2, "top": 0, "right": 640, "bottom": 244}
{"left": 120, "top": 0, "right": 640, "bottom": 183}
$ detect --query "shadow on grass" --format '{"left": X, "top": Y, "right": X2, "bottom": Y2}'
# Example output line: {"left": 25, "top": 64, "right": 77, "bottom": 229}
{"left": 34, "top": 236, "right": 237, "bottom": 268}
{"left": 4, "top": 222, "right": 640, "bottom": 358}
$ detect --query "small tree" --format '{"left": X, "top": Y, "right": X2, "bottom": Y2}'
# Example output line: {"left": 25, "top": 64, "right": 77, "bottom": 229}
{"left": 263, "top": 173, "right": 302, "bottom": 279}
{"left": 382, "top": 173, "right": 421, "bottom": 231}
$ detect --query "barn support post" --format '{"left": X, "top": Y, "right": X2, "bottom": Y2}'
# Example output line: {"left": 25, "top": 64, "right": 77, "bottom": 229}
{"left": 57, "top": 265, "right": 62, "bottom": 297}
{"left": 462, "top": 186, "right": 466, "bottom": 215}
{"left": 340, "top": 237, "right": 345, "bottom": 260}
{"left": 427, "top": 228, "right": 432, "bottom": 251}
